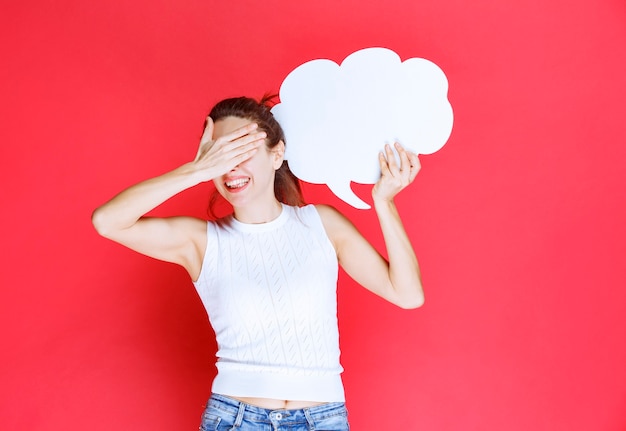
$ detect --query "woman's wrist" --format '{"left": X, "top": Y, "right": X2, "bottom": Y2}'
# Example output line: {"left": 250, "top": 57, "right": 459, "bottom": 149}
{"left": 372, "top": 194, "right": 396, "bottom": 209}
{"left": 175, "top": 161, "right": 214, "bottom": 187}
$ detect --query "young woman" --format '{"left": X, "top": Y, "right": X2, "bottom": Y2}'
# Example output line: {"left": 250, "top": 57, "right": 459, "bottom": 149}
{"left": 92, "top": 96, "right": 424, "bottom": 431}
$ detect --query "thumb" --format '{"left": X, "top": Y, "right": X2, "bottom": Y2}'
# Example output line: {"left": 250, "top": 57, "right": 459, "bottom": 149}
{"left": 200, "top": 116, "right": 214, "bottom": 145}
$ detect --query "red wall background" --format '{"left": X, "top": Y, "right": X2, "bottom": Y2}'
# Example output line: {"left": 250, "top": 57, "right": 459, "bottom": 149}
{"left": 2, "top": 0, "right": 625, "bottom": 429}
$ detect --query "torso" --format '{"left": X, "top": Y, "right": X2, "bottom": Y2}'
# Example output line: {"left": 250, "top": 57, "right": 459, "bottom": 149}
{"left": 229, "top": 396, "right": 326, "bottom": 410}
{"left": 190, "top": 206, "right": 343, "bottom": 410}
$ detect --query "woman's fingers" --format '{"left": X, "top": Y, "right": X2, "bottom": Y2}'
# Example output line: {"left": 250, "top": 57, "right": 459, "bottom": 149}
{"left": 199, "top": 119, "right": 259, "bottom": 152}
{"left": 384, "top": 143, "right": 399, "bottom": 173}
{"left": 395, "top": 143, "right": 412, "bottom": 180}
{"left": 219, "top": 122, "right": 259, "bottom": 146}
{"left": 192, "top": 119, "right": 268, "bottom": 181}
{"left": 200, "top": 116, "right": 215, "bottom": 144}
{"left": 394, "top": 142, "right": 421, "bottom": 184}
{"left": 221, "top": 131, "right": 266, "bottom": 169}
{"left": 213, "top": 123, "right": 265, "bottom": 158}
{"left": 196, "top": 117, "right": 215, "bottom": 160}
{"left": 198, "top": 119, "right": 264, "bottom": 156}
{"left": 379, "top": 150, "right": 391, "bottom": 176}
{"left": 373, "top": 142, "right": 420, "bottom": 202}
{"left": 233, "top": 129, "right": 266, "bottom": 150}
{"left": 376, "top": 143, "right": 420, "bottom": 190}
{"left": 205, "top": 128, "right": 266, "bottom": 176}
{"left": 407, "top": 152, "right": 421, "bottom": 182}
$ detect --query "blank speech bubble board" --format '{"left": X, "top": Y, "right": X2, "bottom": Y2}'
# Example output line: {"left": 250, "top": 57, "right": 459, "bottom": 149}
{"left": 272, "top": 47, "right": 454, "bottom": 209}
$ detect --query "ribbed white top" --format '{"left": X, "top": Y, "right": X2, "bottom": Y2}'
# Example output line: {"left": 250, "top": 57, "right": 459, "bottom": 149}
{"left": 193, "top": 204, "right": 344, "bottom": 402}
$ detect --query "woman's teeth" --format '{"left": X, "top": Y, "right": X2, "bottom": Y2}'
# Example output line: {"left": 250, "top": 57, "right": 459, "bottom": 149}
{"left": 225, "top": 178, "right": 249, "bottom": 189}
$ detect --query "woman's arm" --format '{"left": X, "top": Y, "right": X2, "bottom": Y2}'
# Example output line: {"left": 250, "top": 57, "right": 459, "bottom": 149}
{"left": 317, "top": 142, "right": 424, "bottom": 309}
{"left": 91, "top": 118, "right": 266, "bottom": 278}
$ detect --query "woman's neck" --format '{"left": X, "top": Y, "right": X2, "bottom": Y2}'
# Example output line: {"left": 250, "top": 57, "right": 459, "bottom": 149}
{"left": 232, "top": 199, "right": 283, "bottom": 224}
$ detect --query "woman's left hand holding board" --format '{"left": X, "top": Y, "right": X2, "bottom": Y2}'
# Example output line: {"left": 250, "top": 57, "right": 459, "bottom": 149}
{"left": 371, "top": 142, "right": 420, "bottom": 204}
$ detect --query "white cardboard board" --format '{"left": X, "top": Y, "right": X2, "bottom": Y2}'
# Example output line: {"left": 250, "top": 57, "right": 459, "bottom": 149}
{"left": 272, "top": 47, "right": 453, "bottom": 209}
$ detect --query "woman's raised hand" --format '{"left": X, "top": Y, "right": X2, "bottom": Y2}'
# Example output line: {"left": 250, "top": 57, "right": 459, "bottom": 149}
{"left": 193, "top": 117, "right": 267, "bottom": 182}
{"left": 372, "top": 142, "right": 421, "bottom": 203}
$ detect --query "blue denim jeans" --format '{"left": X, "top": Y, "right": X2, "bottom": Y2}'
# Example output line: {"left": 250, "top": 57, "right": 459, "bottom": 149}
{"left": 199, "top": 393, "right": 350, "bottom": 431}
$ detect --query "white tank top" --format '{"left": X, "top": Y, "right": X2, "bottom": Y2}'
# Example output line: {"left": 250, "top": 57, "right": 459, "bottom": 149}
{"left": 193, "top": 204, "right": 344, "bottom": 402}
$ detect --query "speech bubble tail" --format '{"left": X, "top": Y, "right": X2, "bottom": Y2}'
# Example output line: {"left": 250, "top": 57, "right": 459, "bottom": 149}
{"left": 328, "top": 182, "right": 371, "bottom": 210}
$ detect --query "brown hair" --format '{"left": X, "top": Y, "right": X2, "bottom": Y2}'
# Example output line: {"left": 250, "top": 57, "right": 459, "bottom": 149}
{"left": 206, "top": 95, "right": 305, "bottom": 217}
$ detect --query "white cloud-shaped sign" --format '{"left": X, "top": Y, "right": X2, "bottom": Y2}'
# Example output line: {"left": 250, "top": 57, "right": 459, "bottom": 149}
{"left": 272, "top": 47, "right": 453, "bottom": 209}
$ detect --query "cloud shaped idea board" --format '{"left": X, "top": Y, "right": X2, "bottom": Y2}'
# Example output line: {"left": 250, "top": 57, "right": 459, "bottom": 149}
{"left": 272, "top": 47, "right": 454, "bottom": 209}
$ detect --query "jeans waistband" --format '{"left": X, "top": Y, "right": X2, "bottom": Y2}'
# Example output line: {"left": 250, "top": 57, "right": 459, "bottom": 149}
{"left": 207, "top": 393, "right": 347, "bottom": 426}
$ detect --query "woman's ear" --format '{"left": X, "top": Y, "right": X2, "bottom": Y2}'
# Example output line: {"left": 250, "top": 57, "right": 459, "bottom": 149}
{"left": 273, "top": 140, "right": 285, "bottom": 170}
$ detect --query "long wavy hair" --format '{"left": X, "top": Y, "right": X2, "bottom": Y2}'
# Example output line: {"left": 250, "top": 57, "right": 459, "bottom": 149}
{"left": 206, "top": 95, "right": 305, "bottom": 218}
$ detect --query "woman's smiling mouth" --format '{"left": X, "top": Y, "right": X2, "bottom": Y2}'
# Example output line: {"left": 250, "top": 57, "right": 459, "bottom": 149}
{"left": 225, "top": 177, "right": 250, "bottom": 190}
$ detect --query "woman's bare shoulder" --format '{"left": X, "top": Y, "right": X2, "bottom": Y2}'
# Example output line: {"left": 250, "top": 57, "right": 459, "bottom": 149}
{"left": 313, "top": 203, "right": 341, "bottom": 219}
{"left": 312, "top": 204, "right": 358, "bottom": 249}
{"left": 313, "top": 204, "right": 351, "bottom": 225}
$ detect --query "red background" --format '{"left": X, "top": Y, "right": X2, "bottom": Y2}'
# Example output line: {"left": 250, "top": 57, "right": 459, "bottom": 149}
{"left": 2, "top": 0, "right": 626, "bottom": 429}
